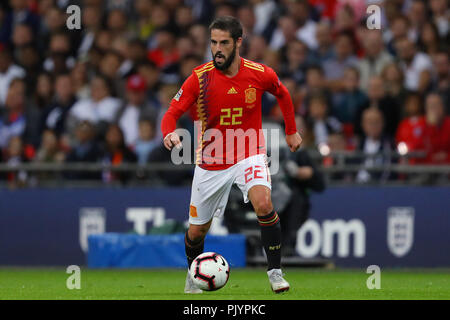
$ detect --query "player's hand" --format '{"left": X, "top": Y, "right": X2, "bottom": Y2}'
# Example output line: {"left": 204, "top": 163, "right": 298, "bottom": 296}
{"left": 163, "top": 132, "right": 182, "bottom": 150}
{"left": 286, "top": 132, "right": 302, "bottom": 152}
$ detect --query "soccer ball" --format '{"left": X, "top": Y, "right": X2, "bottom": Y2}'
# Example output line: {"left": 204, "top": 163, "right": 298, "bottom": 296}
{"left": 190, "top": 252, "right": 230, "bottom": 291}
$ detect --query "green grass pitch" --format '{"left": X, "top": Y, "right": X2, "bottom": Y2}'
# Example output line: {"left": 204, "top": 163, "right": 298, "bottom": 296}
{"left": 1, "top": 268, "right": 449, "bottom": 300}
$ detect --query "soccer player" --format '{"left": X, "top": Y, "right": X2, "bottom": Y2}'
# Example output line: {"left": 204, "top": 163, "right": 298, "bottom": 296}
{"left": 161, "top": 16, "right": 302, "bottom": 293}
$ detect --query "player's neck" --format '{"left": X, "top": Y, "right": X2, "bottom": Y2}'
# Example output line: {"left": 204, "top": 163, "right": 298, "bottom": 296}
{"left": 221, "top": 56, "right": 241, "bottom": 78}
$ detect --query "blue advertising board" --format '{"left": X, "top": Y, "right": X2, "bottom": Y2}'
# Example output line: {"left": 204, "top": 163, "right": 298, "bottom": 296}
{"left": 0, "top": 186, "right": 449, "bottom": 267}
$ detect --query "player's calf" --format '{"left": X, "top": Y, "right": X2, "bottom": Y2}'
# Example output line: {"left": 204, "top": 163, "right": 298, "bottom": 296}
{"left": 185, "top": 230, "right": 205, "bottom": 270}
{"left": 257, "top": 210, "right": 282, "bottom": 271}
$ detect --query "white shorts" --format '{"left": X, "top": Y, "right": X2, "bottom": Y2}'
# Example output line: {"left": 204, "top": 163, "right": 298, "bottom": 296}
{"left": 188, "top": 154, "right": 272, "bottom": 225}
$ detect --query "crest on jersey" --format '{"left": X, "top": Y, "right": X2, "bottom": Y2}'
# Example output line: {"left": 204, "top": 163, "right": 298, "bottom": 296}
{"left": 245, "top": 87, "right": 256, "bottom": 104}
{"left": 387, "top": 207, "right": 415, "bottom": 257}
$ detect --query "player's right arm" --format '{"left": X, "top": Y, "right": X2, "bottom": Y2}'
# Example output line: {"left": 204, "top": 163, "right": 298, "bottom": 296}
{"left": 161, "top": 73, "right": 199, "bottom": 150}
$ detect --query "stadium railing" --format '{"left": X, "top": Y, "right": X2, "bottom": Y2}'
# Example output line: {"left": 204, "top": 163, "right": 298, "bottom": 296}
{"left": 0, "top": 150, "right": 449, "bottom": 187}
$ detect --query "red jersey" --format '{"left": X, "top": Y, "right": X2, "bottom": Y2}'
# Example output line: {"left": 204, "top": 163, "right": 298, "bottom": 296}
{"left": 418, "top": 117, "right": 450, "bottom": 164}
{"left": 161, "top": 57, "right": 297, "bottom": 170}
{"left": 396, "top": 116, "right": 427, "bottom": 151}
{"left": 396, "top": 116, "right": 450, "bottom": 164}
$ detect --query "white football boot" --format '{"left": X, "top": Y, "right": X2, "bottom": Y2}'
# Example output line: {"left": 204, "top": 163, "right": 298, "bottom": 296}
{"left": 267, "top": 269, "right": 290, "bottom": 293}
{"left": 184, "top": 270, "right": 203, "bottom": 294}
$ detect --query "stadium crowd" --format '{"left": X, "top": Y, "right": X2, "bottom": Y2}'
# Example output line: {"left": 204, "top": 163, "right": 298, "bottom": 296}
{"left": 0, "top": 0, "right": 448, "bottom": 186}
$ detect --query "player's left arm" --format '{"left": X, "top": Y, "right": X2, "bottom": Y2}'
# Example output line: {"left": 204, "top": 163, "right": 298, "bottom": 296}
{"left": 264, "top": 66, "right": 302, "bottom": 152}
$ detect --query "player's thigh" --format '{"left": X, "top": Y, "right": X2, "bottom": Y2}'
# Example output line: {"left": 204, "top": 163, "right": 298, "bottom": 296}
{"left": 234, "top": 154, "right": 272, "bottom": 214}
{"left": 189, "top": 166, "right": 234, "bottom": 226}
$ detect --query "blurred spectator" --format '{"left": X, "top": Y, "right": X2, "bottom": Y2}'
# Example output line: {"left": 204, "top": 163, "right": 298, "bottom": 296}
{"left": 70, "top": 62, "right": 90, "bottom": 100}
{"left": 381, "top": 62, "right": 407, "bottom": 107}
{"left": 189, "top": 24, "right": 210, "bottom": 61}
{"left": 148, "top": 27, "right": 179, "bottom": 71}
{"left": 237, "top": 5, "right": 256, "bottom": 38}
{"left": 314, "top": 21, "right": 334, "bottom": 63}
{"left": 93, "top": 29, "right": 113, "bottom": 53}
{"left": 106, "top": 9, "right": 131, "bottom": 40}
{"left": 11, "top": 23, "right": 34, "bottom": 52}
{"left": 332, "top": 66, "right": 368, "bottom": 127}
{"left": 0, "top": 78, "right": 26, "bottom": 149}
{"left": 358, "top": 30, "right": 393, "bottom": 90}
{"left": 137, "top": 60, "right": 161, "bottom": 108}
{"left": 98, "top": 49, "right": 125, "bottom": 94}
{"left": 246, "top": 35, "right": 268, "bottom": 63}
{"left": 176, "top": 36, "right": 195, "bottom": 62}
{"left": 395, "top": 92, "right": 426, "bottom": 161}
{"left": 127, "top": 38, "right": 148, "bottom": 65}
{"left": 34, "top": 129, "right": 65, "bottom": 163}
{"left": 110, "top": 38, "right": 132, "bottom": 78}
{"left": 396, "top": 93, "right": 449, "bottom": 165}
{"left": 395, "top": 37, "right": 433, "bottom": 93}
{"left": 334, "top": 2, "right": 362, "bottom": 33}
{"left": 306, "top": 93, "right": 342, "bottom": 146}
{"left": 117, "top": 74, "right": 158, "bottom": 148}
{"left": 406, "top": 0, "right": 427, "bottom": 41}
{"left": 135, "top": 118, "right": 159, "bottom": 164}
{"left": 185, "top": 0, "right": 215, "bottom": 25}
{"left": 43, "top": 32, "right": 76, "bottom": 73}
{"left": 133, "top": 0, "right": 153, "bottom": 40}
{"left": 323, "top": 31, "right": 358, "bottom": 91}
{"left": 179, "top": 55, "right": 202, "bottom": 82}
{"left": 101, "top": 124, "right": 137, "bottom": 184}
{"left": 15, "top": 44, "right": 41, "bottom": 91}
{"left": 324, "top": 131, "right": 353, "bottom": 181}
{"left": 285, "top": 0, "right": 318, "bottom": 50}
{"left": 430, "top": 51, "right": 450, "bottom": 112}
{"left": 417, "top": 22, "right": 443, "bottom": 56}
{"left": 65, "top": 121, "right": 102, "bottom": 180}
{"left": 354, "top": 76, "right": 400, "bottom": 139}
{"left": 355, "top": 108, "right": 394, "bottom": 184}
{"left": 417, "top": 93, "right": 450, "bottom": 164}
{"left": 279, "top": 39, "right": 310, "bottom": 85}
{"left": 42, "top": 73, "right": 77, "bottom": 137}
{"left": 429, "top": 0, "right": 449, "bottom": 37}
{"left": 386, "top": 15, "right": 412, "bottom": 56}
{"left": 39, "top": 6, "right": 67, "bottom": 52}
{"left": 3, "top": 135, "right": 28, "bottom": 187}
{"left": 24, "top": 72, "right": 54, "bottom": 147}
{"left": 175, "top": 5, "right": 195, "bottom": 33}
{"left": 301, "top": 65, "right": 333, "bottom": 115}
{"left": 0, "top": 0, "right": 41, "bottom": 46}
{"left": 68, "top": 75, "right": 122, "bottom": 138}
{"left": 77, "top": 4, "right": 103, "bottom": 59}
{"left": 0, "top": 48, "right": 25, "bottom": 105}
{"left": 214, "top": 2, "right": 237, "bottom": 19}
{"left": 269, "top": 15, "right": 299, "bottom": 51}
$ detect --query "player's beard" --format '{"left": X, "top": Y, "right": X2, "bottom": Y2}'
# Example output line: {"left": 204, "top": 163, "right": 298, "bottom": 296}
{"left": 212, "top": 43, "right": 236, "bottom": 71}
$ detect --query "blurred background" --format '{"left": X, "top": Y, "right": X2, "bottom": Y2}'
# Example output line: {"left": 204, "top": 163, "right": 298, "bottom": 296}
{"left": 0, "top": 0, "right": 448, "bottom": 269}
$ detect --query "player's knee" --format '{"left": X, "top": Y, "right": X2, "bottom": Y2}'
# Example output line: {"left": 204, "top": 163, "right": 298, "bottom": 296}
{"left": 253, "top": 198, "right": 273, "bottom": 216}
{"left": 188, "top": 225, "right": 209, "bottom": 242}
